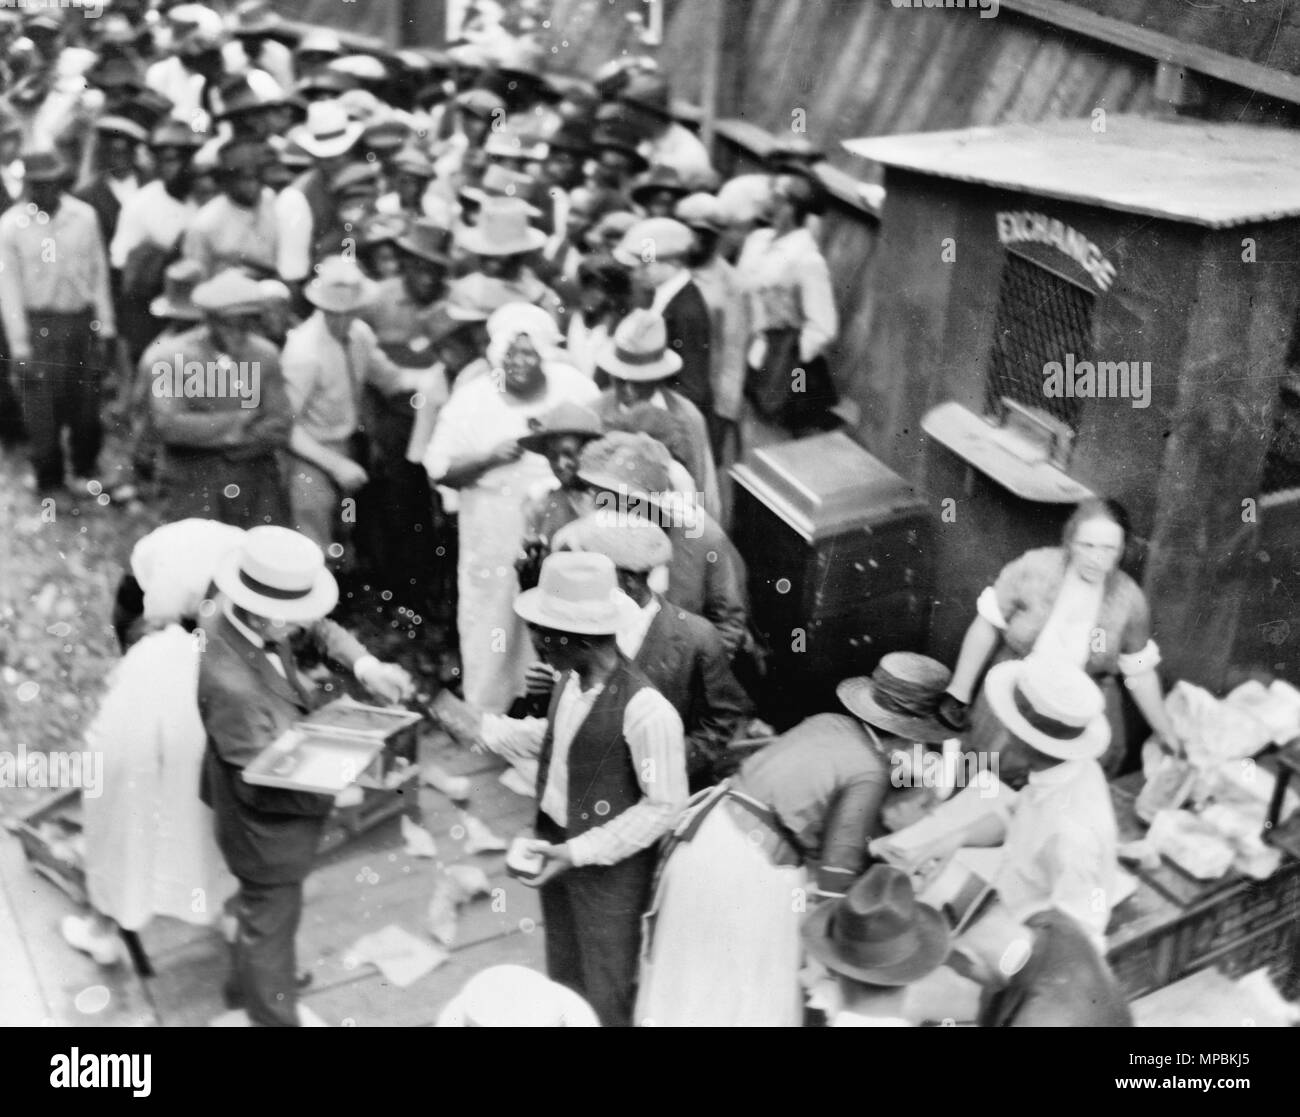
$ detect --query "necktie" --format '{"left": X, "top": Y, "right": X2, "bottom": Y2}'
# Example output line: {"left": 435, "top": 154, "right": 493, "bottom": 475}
{"left": 266, "top": 638, "right": 315, "bottom": 709}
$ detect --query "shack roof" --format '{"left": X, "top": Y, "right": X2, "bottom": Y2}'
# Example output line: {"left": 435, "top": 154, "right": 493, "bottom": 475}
{"left": 843, "top": 115, "right": 1300, "bottom": 229}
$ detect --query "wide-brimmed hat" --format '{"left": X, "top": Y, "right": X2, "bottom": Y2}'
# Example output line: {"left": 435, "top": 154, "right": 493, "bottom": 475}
{"left": 453, "top": 196, "right": 546, "bottom": 257}
{"left": 715, "top": 173, "right": 774, "bottom": 227}
{"left": 577, "top": 432, "right": 672, "bottom": 506}
{"left": 588, "top": 211, "right": 638, "bottom": 249}
{"left": 514, "top": 551, "right": 632, "bottom": 636}
{"left": 358, "top": 213, "right": 410, "bottom": 250}
{"left": 150, "top": 259, "right": 205, "bottom": 320}
{"left": 304, "top": 255, "right": 380, "bottom": 313}
{"left": 435, "top": 965, "right": 599, "bottom": 1028}
{"left": 559, "top": 512, "right": 672, "bottom": 574}
{"left": 85, "top": 55, "right": 146, "bottom": 93}
{"left": 296, "top": 28, "right": 344, "bottom": 60}
{"left": 93, "top": 115, "right": 150, "bottom": 144}
{"left": 393, "top": 218, "right": 450, "bottom": 265}
{"left": 119, "top": 90, "right": 176, "bottom": 132}
{"left": 443, "top": 273, "right": 516, "bottom": 322}
{"left": 484, "top": 127, "right": 547, "bottom": 164}
{"left": 517, "top": 401, "right": 604, "bottom": 455}
{"left": 674, "top": 192, "right": 724, "bottom": 234}
{"left": 295, "top": 100, "right": 363, "bottom": 159}
{"left": 629, "top": 164, "right": 689, "bottom": 208}
{"left": 801, "top": 865, "right": 951, "bottom": 987}
{"left": 596, "top": 309, "right": 682, "bottom": 383}
{"left": 214, "top": 525, "right": 339, "bottom": 623}
{"left": 612, "top": 217, "right": 693, "bottom": 266}
{"left": 591, "top": 125, "right": 649, "bottom": 174}
{"left": 192, "top": 268, "right": 269, "bottom": 316}
{"left": 617, "top": 73, "right": 671, "bottom": 118}
{"left": 837, "top": 653, "right": 953, "bottom": 745}
{"left": 294, "top": 70, "right": 357, "bottom": 100}
{"left": 543, "top": 122, "right": 592, "bottom": 158}
{"left": 454, "top": 88, "right": 505, "bottom": 120}
{"left": 330, "top": 54, "right": 390, "bottom": 84}
{"left": 984, "top": 656, "right": 1110, "bottom": 761}
{"left": 361, "top": 117, "right": 412, "bottom": 154}
{"left": 391, "top": 145, "right": 436, "bottom": 178}
{"left": 22, "top": 149, "right": 70, "bottom": 183}
{"left": 212, "top": 75, "right": 283, "bottom": 121}
{"left": 459, "top": 164, "right": 543, "bottom": 216}
{"left": 328, "top": 159, "right": 381, "bottom": 198}
{"left": 25, "top": 10, "right": 65, "bottom": 35}
{"left": 149, "top": 118, "right": 205, "bottom": 151}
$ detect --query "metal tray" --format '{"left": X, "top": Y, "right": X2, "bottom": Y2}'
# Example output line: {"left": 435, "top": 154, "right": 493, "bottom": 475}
{"left": 243, "top": 728, "right": 386, "bottom": 795}
{"left": 296, "top": 698, "right": 423, "bottom": 741}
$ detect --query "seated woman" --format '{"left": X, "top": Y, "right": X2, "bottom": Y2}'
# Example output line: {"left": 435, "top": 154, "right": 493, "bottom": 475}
{"left": 62, "top": 519, "right": 245, "bottom": 965}
{"left": 939, "top": 497, "right": 1180, "bottom": 777}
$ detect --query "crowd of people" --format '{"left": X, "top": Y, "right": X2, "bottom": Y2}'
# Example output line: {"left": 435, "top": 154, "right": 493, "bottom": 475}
{"left": 8, "top": 1, "right": 1172, "bottom": 1028}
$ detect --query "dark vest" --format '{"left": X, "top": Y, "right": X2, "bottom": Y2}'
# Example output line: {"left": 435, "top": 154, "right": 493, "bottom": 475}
{"left": 290, "top": 167, "right": 344, "bottom": 265}
{"left": 536, "top": 659, "right": 652, "bottom": 838}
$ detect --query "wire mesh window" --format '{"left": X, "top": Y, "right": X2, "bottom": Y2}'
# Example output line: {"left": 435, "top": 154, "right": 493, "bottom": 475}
{"left": 1260, "top": 375, "right": 1300, "bottom": 496}
{"left": 984, "top": 251, "right": 1096, "bottom": 434}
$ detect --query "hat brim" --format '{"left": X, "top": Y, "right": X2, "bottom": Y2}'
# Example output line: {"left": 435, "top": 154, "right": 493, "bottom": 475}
{"left": 213, "top": 548, "right": 339, "bottom": 623}
{"left": 296, "top": 121, "right": 364, "bottom": 158}
{"left": 983, "top": 660, "right": 1110, "bottom": 761}
{"left": 149, "top": 296, "right": 203, "bottom": 321}
{"left": 516, "top": 427, "right": 604, "bottom": 454}
{"left": 596, "top": 348, "right": 682, "bottom": 383}
{"left": 394, "top": 238, "right": 449, "bottom": 266}
{"left": 575, "top": 469, "right": 669, "bottom": 513}
{"left": 836, "top": 677, "right": 951, "bottom": 746}
{"left": 800, "top": 898, "right": 951, "bottom": 987}
{"left": 630, "top": 182, "right": 689, "bottom": 207}
{"left": 513, "top": 586, "right": 640, "bottom": 636}
{"left": 303, "top": 276, "right": 381, "bottom": 313}
{"left": 453, "top": 223, "right": 547, "bottom": 257}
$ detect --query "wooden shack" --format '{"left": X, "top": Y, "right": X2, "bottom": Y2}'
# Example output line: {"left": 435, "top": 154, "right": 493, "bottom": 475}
{"left": 842, "top": 115, "right": 1300, "bottom": 693}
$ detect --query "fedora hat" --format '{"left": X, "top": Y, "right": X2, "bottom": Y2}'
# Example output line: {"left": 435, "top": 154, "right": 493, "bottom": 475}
{"left": 149, "top": 118, "right": 204, "bottom": 150}
{"left": 192, "top": 268, "right": 269, "bottom": 316}
{"left": 453, "top": 196, "right": 546, "bottom": 257}
{"left": 596, "top": 309, "right": 682, "bottom": 383}
{"left": 559, "top": 512, "right": 672, "bottom": 574}
{"left": 93, "top": 115, "right": 150, "bottom": 144}
{"left": 612, "top": 217, "right": 693, "bottom": 266}
{"left": 514, "top": 551, "right": 633, "bottom": 636}
{"left": 801, "top": 865, "right": 951, "bottom": 987}
{"left": 394, "top": 218, "right": 450, "bottom": 265}
{"left": 21, "top": 149, "right": 70, "bottom": 183}
{"left": 517, "top": 401, "right": 604, "bottom": 455}
{"left": 618, "top": 73, "right": 671, "bottom": 118}
{"left": 150, "top": 259, "right": 205, "bottom": 320}
{"left": 577, "top": 432, "right": 672, "bottom": 507}
{"left": 459, "top": 165, "right": 543, "bottom": 217}
{"left": 837, "top": 653, "right": 954, "bottom": 745}
{"left": 629, "top": 165, "right": 689, "bottom": 208}
{"left": 443, "top": 273, "right": 516, "bottom": 322}
{"left": 436, "top": 965, "right": 599, "bottom": 1028}
{"left": 984, "top": 655, "right": 1110, "bottom": 761}
{"left": 85, "top": 56, "right": 146, "bottom": 93}
{"left": 328, "top": 159, "right": 381, "bottom": 197}
{"left": 119, "top": 90, "right": 176, "bottom": 132}
{"left": 214, "top": 525, "right": 338, "bottom": 623}
{"left": 295, "top": 100, "right": 363, "bottom": 159}
{"left": 674, "top": 192, "right": 724, "bottom": 234}
{"left": 304, "top": 255, "right": 379, "bottom": 314}
{"left": 391, "top": 145, "right": 436, "bottom": 178}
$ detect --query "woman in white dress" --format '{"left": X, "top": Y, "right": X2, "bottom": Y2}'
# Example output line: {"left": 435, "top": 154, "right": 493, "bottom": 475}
{"left": 424, "top": 304, "right": 599, "bottom": 712}
{"left": 62, "top": 519, "right": 244, "bottom": 965}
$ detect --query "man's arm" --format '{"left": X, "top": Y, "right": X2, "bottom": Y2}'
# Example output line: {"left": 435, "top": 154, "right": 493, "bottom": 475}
{"left": 700, "top": 537, "right": 748, "bottom": 657}
{"left": 0, "top": 219, "right": 30, "bottom": 356}
{"left": 565, "top": 689, "right": 689, "bottom": 867}
{"left": 150, "top": 386, "right": 252, "bottom": 447}
{"left": 685, "top": 625, "right": 751, "bottom": 781}
{"left": 85, "top": 213, "right": 116, "bottom": 339}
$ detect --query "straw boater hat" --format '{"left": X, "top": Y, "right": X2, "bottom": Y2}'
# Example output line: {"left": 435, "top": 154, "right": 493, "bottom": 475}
{"left": 304, "top": 256, "right": 380, "bottom": 314}
{"left": 453, "top": 196, "right": 547, "bottom": 257}
{"left": 837, "top": 653, "right": 954, "bottom": 745}
{"left": 150, "top": 260, "right": 206, "bottom": 320}
{"left": 214, "top": 526, "right": 339, "bottom": 623}
{"left": 191, "top": 268, "right": 269, "bottom": 316}
{"left": 514, "top": 551, "right": 637, "bottom": 636}
{"left": 559, "top": 513, "right": 673, "bottom": 574}
{"left": 517, "top": 401, "right": 604, "bottom": 455}
{"left": 612, "top": 217, "right": 693, "bottom": 267}
{"left": 801, "top": 865, "right": 951, "bottom": 987}
{"left": 984, "top": 655, "right": 1110, "bottom": 761}
{"left": 435, "top": 965, "right": 599, "bottom": 1028}
{"left": 596, "top": 309, "right": 682, "bottom": 383}
{"left": 294, "top": 99, "right": 363, "bottom": 159}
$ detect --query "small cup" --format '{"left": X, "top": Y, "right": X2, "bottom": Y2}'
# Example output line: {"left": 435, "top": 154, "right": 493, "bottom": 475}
{"left": 506, "top": 836, "right": 545, "bottom": 880}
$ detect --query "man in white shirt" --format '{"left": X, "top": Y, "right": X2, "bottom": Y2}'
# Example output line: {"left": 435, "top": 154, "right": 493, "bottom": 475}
{"left": 616, "top": 74, "right": 715, "bottom": 192}
{"left": 432, "top": 552, "right": 688, "bottom": 1027}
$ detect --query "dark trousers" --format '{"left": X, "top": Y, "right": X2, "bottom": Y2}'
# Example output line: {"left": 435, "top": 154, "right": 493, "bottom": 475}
{"left": 536, "top": 813, "right": 655, "bottom": 1028}
{"left": 13, "top": 310, "right": 100, "bottom": 491}
{"left": 226, "top": 877, "right": 304, "bottom": 1027}
{"left": 162, "top": 449, "right": 290, "bottom": 528}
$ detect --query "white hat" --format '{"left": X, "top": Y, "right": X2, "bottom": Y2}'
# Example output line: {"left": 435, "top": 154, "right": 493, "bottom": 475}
{"left": 513, "top": 552, "right": 638, "bottom": 636}
{"left": 984, "top": 655, "right": 1110, "bottom": 761}
{"left": 435, "top": 965, "right": 600, "bottom": 1027}
{"left": 294, "top": 100, "right": 363, "bottom": 159}
{"left": 595, "top": 308, "right": 682, "bottom": 382}
{"left": 213, "top": 526, "right": 338, "bottom": 623}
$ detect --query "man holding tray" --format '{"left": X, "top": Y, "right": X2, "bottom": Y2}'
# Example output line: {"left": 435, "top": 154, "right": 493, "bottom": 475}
{"left": 198, "top": 525, "right": 414, "bottom": 1027}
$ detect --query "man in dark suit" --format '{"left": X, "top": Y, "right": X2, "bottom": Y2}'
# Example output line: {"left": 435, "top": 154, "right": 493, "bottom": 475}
{"left": 199, "top": 526, "right": 414, "bottom": 1026}
{"left": 555, "top": 514, "right": 751, "bottom": 791}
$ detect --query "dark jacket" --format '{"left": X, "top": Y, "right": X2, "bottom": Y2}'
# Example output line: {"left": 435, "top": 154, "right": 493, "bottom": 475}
{"left": 634, "top": 597, "right": 750, "bottom": 790}
{"left": 978, "top": 908, "right": 1134, "bottom": 1027}
{"left": 664, "top": 512, "right": 748, "bottom": 658}
{"left": 75, "top": 174, "right": 128, "bottom": 254}
{"left": 197, "top": 611, "right": 367, "bottom": 884}
{"left": 661, "top": 279, "right": 713, "bottom": 417}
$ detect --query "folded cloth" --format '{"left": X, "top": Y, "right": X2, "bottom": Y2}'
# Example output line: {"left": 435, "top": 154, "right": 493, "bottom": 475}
{"left": 344, "top": 925, "right": 448, "bottom": 988}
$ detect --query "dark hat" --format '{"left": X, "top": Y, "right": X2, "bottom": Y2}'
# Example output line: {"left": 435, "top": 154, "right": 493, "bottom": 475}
{"left": 293, "top": 70, "right": 357, "bottom": 99}
{"left": 360, "top": 117, "right": 411, "bottom": 155}
{"left": 328, "top": 159, "right": 381, "bottom": 197}
{"left": 394, "top": 219, "right": 450, "bottom": 266}
{"left": 801, "top": 866, "right": 951, "bottom": 987}
{"left": 21, "top": 149, "right": 70, "bottom": 183}
{"left": 217, "top": 139, "right": 274, "bottom": 173}
{"left": 150, "top": 118, "right": 205, "bottom": 150}
{"left": 629, "top": 164, "right": 690, "bottom": 208}
{"left": 836, "top": 653, "right": 954, "bottom": 745}
{"left": 119, "top": 89, "right": 175, "bottom": 131}
{"left": 517, "top": 401, "right": 604, "bottom": 455}
{"left": 228, "top": 0, "right": 283, "bottom": 37}
{"left": 212, "top": 75, "right": 284, "bottom": 121}
{"left": 576, "top": 252, "right": 632, "bottom": 297}
{"left": 94, "top": 115, "right": 150, "bottom": 144}
{"left": 544, "top": 121, "right": 591, "bottom": 158}
{"left": 591, "top": 124, "right": 648, "bottom": 174}
{"left": 618, "top": 73, "right": 671, "bottom": 118}
{"left": 85, "top": 56, "right": 146, "bottom": 93}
